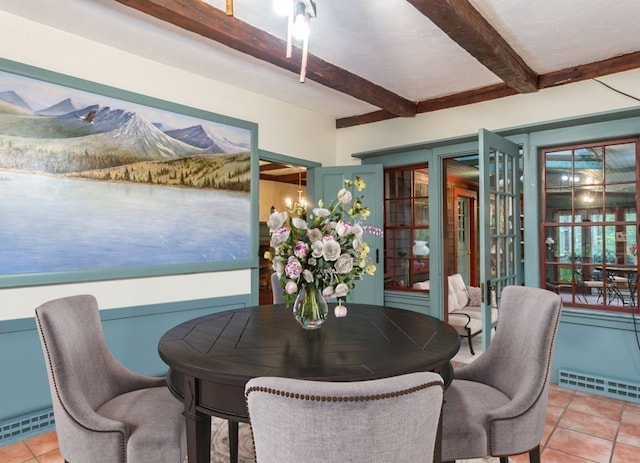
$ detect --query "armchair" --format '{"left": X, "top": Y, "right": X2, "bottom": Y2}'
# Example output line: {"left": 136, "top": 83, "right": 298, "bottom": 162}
{"left": 447, "top": 273, "right": 498, "bottom": 355}
{"left": 441, "top": 285, "right": 562, "bottom": 463}
{"left": 35, "top": 294, "right": 186, "bottom": 463}
{"left": 246, "top": 372, "right": 444, "bottom": 463}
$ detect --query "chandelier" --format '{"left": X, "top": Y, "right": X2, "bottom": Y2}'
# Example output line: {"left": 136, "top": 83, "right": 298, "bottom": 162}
{"left": 285, "top": 168, "right": 307, "bottom": 216}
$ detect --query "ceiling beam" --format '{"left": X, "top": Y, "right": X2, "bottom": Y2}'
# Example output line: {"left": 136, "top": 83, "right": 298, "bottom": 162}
{"left": 406, "top": 0, "right": 538, "bottom": 93}
{"left": 337, "top": 50, "right": 640, "bottom": 128}
{"left": 539, "top": 50, "right": 640, "bottom": 88}
{"left": 114, "top": 0, "right": 417, "bottom": 117}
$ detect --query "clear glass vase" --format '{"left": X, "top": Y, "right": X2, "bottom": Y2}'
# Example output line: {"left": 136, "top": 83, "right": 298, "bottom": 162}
{"left": 292, "top": 283, "right": 328, "bottom": 330}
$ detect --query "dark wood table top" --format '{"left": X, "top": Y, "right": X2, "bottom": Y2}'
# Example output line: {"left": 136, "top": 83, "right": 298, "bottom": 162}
{"left": 159, "top": 303, "right": 460, "bottom": 421}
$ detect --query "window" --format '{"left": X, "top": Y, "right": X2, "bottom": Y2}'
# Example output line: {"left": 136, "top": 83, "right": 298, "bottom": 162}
{"left": 541, "top": 137, "right": 638, "bottom": 311}
{"left": 384, "top": 165, "right": 429, "bottom": 290}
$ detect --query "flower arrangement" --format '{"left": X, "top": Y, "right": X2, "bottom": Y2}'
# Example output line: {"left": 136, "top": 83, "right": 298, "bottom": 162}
{"left": 629, "top": 243, "right": 637, "bottom": 256}
{"left": 265, "top": 176, "right": 381, "bottom": 323}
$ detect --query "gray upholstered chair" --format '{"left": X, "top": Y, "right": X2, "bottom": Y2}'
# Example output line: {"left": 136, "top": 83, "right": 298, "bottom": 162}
{"left": 35, "top": 294, "right": 187, "bottom": 463}
{"left": 271, "top": 272, "right": 285, "bottom": 304}
{"left": 246, "top": 372, "right": 444, "bottom": 463}
{"left": 441, "top": 285, "right": 562, "bottom": 463}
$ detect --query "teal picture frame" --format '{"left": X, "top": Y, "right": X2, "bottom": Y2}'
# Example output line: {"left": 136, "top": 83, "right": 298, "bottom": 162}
{"left": 0, "top": 58, "right": 259, "bottom": 288}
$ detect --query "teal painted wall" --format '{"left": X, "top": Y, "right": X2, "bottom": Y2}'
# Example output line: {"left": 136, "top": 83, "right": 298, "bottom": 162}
{"left": 0, "top": 294, "right": 251, "bottom": 424}
{"left": 552, "top": 309, "right": 640, "bottom": 384}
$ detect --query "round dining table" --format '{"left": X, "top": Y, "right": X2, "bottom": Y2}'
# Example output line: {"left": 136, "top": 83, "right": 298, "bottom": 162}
{"left": 158, "top": 303, "right": 460, "bottom": 463}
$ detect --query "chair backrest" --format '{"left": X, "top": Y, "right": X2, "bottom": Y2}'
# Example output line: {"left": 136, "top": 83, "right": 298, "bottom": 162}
{"left": 448, "top": 273, "right": 470, "bottom": 312}
{"left": 246, "top": 372, "right": 444, "bottom": 463}
{"left": 35, "top": 295, "right": 136, "bottom": 420}
{"left": 473, "top": 286, "right": 561, "bottom": 396}
{"left": 271, "top": 272, "right": 285, "bottom": 304}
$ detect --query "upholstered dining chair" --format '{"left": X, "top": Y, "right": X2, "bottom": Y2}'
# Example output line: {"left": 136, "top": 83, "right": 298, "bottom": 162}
{"left": 271, "top": 272, "right": 285, "bottom": 303}
{"left": 245, "top": 372, "right": 444, "bottom": 463}
{"left": 441, "top": 285, "right": 562, "bottom": 463}
{"left": 35, "top": 294, "right": 187, "bottom": 463}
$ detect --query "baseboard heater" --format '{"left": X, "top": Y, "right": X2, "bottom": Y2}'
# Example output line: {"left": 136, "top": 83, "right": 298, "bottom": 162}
{"left": 558, "top": 369, "right": 640, "bottom": 404}
{"left": 0, "top": 408, "right": 54, "bottom": 446}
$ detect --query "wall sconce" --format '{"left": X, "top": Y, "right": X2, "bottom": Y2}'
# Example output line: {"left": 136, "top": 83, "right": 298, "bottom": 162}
{"left": 545, "top": 237, "right": 555, "bottom": 250}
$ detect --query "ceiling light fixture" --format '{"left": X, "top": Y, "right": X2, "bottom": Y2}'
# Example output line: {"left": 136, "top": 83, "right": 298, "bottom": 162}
{"left": 274, "top": 0, "right": 317, "bottom": 83}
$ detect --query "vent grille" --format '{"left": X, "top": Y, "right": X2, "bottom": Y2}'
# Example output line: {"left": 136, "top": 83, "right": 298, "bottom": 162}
{"left": 0, "top": 408, "right": 55, "bottom": 446}
{"left": 559, "top": 369, "right": 640, "bottom": 403}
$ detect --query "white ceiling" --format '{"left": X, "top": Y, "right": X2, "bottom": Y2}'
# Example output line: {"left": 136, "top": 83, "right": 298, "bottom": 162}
{"left": 2, "top": 0, "right": 640, "bottom": 120}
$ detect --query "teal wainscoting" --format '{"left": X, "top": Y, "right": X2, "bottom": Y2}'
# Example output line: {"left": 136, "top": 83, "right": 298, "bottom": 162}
{"left": 383, "top": 290, "right": 434, "bottom": 316}
{"left": 551, "top": 308, "right": 640, "bottom": 399}
{"left": 0, "top": 293, "right": 251, "bottom": 445}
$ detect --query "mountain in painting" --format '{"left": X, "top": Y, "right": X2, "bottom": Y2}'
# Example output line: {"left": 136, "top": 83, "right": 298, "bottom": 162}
{"left": 0, "top": 90, "right": 32, "bottom": 111}
{"left": 38, "top": 98, "right": 77, "bottom": 116}
{"left": 59, "top": 105, "right": 204, "bottom": 159}
{"left": 165, "top": 124, "right": 248, "bottom": 154}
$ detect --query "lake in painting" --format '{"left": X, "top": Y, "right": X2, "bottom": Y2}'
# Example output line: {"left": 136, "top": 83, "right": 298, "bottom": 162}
{"left": 0, "top": 171, "right": 251, "bottom": 274}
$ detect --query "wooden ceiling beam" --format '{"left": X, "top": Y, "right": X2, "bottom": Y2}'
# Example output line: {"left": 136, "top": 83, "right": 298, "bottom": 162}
{"left": 337, "top": 50, "right": 640, "bottom": 128}
{"left": 114, "top": 0, "right": 417, "bottom": 117}
{"left": 406, "top": 0, "right": 539, "bottom": 93}
{"left": 539, "top": 50, "right": 640, "bottom": 88}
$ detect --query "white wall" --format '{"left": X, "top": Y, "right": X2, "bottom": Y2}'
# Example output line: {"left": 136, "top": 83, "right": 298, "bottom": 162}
{"left": 336, "top": 68, "right": 640, "bottom": 163}
{"left": 0, "top": 11, "right": 336, "bottom": 319}
{"left": 2, "top": 9, "right": 640, "bottom": 319}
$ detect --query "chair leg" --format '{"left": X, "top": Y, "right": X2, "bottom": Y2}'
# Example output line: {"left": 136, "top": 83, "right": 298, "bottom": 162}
{"left": 529, "top": 445, "right": 541, "bottom": 463}
{"left": 499, "top": 458, "right": 509, "bottom": 463}
{"left": 467, "top": 330, "right": 475, "bottom": 355}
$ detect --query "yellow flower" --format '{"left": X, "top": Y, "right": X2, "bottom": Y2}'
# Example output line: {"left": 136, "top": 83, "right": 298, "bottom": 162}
{"left": 354, "top": 177, "right": 366, "bottom": 191}
{"left": 359, "top": 243, "right": 370, "bottom": 255}
{"left": 366, "top": 263, "right": 376, "bottom": 275}
{"left": 360, "top": 208, "right": 371, "bottom": 218}
{"left": 264, "top": 250, "right": 272, "bottom": 260}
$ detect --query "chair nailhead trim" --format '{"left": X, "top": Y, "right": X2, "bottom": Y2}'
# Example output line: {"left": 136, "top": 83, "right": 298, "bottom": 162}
{"left": 245, "top": 380, "right": 444, "bottom": 404}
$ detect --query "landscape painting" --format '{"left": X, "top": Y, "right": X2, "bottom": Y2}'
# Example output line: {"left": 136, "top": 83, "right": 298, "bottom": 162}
{"left": 0, "top": 66, "right": 253, "bottom": 282}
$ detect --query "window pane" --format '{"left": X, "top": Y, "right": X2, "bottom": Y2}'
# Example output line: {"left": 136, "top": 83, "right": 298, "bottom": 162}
{"left": 546, "top": 188, "right": 572, "bottom": 220}
{"left": 545, "top": 149, "right": 573, "bottom": 188}
{"left": 384, "top": 165, "right": 430, "bottom": 292}
{"left": 542, "top": 138, "right": 638, "bottom": 311}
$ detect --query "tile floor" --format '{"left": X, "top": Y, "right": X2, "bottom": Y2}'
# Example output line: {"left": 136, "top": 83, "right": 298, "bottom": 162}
{"left": 3, "top": 337, "right": 640, "bottom": 463}
{"left": 3, "top": 386, "right": 640, "bottom": 462}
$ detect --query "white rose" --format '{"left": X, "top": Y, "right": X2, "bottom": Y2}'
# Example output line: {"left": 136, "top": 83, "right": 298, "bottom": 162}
{"left": 351, "top": 223, "right": 363, "bottom": 238}
{"left": 334, "top": 283, "right": 349, "bottom": 298}
{"left": 323, "top": 239, "right": 342, "bottom": 261}
{"left": 272, "top": 256, "right": 284, "bottom": 275}
{"left": 334, "top": 304, "right": 348, "bottom": 318}
{"left": 307, "top": 228, "right": 323, "bottom": 242}
{"left": 267, "top": 211, "right": 287, "bottom": 232}
{"left": 334, "top": 254, "right": 353, "bottom": 274}
{"left": 322, "top": 286, "right": 335, "bottom": 298}
{"left": 312, "top": 208, "right": 330, "bottom": 218}
{"left": 311, "top": 241, "right": 324, "bottom": 258}
{"left": 337, "top": 188, "right": 352, "bottom": 205}
{"left": 335, "top": 221, "right": 352, "bottom": 237}
{"left": 285, "top": 280, "right": 298, "bottom": 295}
{"left": 302, "top": 269, "right": 314, "bottom": 283}
{"left": 292, "top": 217, "right": 307, "bottom": 230}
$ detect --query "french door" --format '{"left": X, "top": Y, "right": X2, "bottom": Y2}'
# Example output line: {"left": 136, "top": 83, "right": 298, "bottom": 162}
{"left": 479, "top": 129, "right": 522, "bottom": 350}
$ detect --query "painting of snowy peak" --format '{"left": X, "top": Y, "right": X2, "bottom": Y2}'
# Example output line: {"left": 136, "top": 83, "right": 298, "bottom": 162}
{"left": 0, "top": 68, "right": 253, "bottom": 279}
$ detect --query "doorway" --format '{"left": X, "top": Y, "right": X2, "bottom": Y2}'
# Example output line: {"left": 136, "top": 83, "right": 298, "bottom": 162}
{"left": 455, "top": 188, "right": 478, "bottom": 285}
{"left": 443, "top": 158, "right": 480, "bottom": 287}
